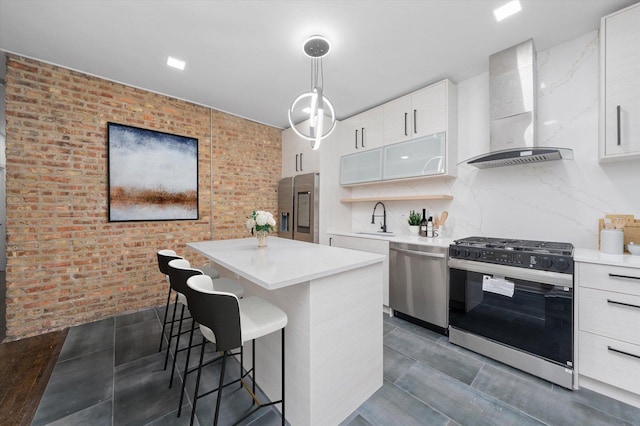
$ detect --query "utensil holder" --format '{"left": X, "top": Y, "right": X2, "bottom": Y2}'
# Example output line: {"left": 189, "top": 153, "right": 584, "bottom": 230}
{"left": 600, "top": 229, "right": 624, "bottom": 254}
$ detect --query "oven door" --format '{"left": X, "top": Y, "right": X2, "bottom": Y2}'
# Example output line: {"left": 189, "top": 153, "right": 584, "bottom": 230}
{"left": 448, "top": 258, "right": 573, "bottom": 367}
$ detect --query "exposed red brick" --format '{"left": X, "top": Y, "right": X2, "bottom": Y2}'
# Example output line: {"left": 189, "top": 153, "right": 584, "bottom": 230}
{"left": 4, "top": 55, "right": 281, "bottom": 340}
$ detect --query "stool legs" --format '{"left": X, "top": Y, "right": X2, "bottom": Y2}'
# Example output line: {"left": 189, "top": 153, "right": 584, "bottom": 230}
{"left": 281, "top": 328, "right": 285, "bottom": 425}
{"left": 169, "top": 304, "right": 186, "bottom": 388}
{"left": 214, "top": 351, "right": 228, "bottom": 426}
{"left": 190, "top": 338, "right": 207, "bottom": 426}
{"left": 177, "top": 320, "right": 196, "bottom": 417}
{"left": 188, "top": 330, "right": 286, "bottom": 426}
{"left": 163, "top": 294, "right": 179, "bottom": 370}
{"left": 158, "top": 285, "right": 173, "bottom": 352}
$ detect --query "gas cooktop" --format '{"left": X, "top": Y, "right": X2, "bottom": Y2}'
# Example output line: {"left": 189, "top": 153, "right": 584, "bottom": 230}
{"left": 452, "top": 236, "right": 574, "bottom": 255}
{"left": 449, "top": 236, "right": 574, "bottom": 273}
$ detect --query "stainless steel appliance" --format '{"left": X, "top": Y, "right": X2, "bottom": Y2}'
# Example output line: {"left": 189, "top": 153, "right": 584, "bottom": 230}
{"left": 448, "top": 236, "right": 574, "bottom": 389}
{"left": 277, "top": 173, "right": 319, "bottom": 244}
{"left": 389, "top": 242, "right": 449, "bottom": 333}
{"left": 463, "top": 39, "right": 573, "bottom": 168}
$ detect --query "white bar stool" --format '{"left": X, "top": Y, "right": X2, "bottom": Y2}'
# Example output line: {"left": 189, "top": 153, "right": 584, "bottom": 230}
{"left": 156, "top": 249, "right": 222, "bottom": 354}
{"left": 167, "top": 259, "right": 245, "bottom": 417}
{"left": 186, "top": 274, "right": 287, "bottom": 426}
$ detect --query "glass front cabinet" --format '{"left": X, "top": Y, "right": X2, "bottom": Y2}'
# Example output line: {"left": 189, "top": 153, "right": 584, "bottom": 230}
{"left": 383, "top": 132, "right": 446, "bottom": 180}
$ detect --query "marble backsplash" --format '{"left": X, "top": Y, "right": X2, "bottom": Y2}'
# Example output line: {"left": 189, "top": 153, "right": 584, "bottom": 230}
{"left": 349, "top": 31, "right": 640, "bottom": 249}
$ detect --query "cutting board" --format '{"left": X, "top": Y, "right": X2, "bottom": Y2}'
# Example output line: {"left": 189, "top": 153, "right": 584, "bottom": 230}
{"left": 598, "top": 214, "right": 640, "bottom": 253}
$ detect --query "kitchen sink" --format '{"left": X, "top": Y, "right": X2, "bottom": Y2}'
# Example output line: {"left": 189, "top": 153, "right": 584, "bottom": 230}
{"left": 355, "top": 232, "right": 396, "bottom": 237}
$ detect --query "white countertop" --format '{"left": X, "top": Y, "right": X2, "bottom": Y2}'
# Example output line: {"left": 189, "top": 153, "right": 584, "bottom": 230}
{"left": 328, "top": 231, "right": 454, "bottom": 248}
{"left": 574, "top": 248, "right": 640, "bottom": 268}
{"left": 187, "top": 236, "right": 385, "bottom": 290}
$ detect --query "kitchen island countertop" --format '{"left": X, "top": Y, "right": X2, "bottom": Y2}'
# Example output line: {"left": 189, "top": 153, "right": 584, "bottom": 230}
{"left": 188, "top": 236, "right": 384, "bottom": 290}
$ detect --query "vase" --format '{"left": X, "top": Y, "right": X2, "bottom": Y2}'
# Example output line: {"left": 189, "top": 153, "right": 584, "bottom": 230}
{"left": 409, "top": 225, "right": 420, "bottom": 235}
{"left": 256, "top": 230, "right": 268, "bottom": 247}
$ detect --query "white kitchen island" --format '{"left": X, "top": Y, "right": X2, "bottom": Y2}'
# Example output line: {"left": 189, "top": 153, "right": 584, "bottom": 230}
{"left": 187, "top": 236, "right": 384, "bottom": 426}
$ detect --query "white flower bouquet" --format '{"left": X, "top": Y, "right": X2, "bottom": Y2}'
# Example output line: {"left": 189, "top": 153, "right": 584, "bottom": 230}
{"left": 246, "top": 210, "right": 276, "bottom": 235}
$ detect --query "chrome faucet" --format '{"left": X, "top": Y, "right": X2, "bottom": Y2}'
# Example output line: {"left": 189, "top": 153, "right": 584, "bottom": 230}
{"left": 371, "top": 202, "right": 387, "bottom": 233}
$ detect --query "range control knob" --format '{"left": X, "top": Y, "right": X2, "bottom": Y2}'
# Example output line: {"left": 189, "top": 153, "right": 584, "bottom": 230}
{"left": 539, "top": 257, "right": 553, "bottom": 269}
{"left": 450, "top": 247, "right": 460, "bottom": 257}
{"left": 463, "top": 249, "right": 471, "bottom": 258}
{"left": 473, "top": 250, "right": 482, "bottom": 259}
{"left": 555, "top": 258, "right": 570, "bottom": 271}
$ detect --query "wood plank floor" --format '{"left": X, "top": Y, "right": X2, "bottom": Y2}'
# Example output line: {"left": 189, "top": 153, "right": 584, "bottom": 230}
{"left": 0, "top": 329, "right": 68, "bottom": 426}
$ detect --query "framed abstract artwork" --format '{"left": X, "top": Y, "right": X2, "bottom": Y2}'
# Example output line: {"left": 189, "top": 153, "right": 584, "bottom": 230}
{"left": 107, "top": 122, "right": 198, "bottom": 222}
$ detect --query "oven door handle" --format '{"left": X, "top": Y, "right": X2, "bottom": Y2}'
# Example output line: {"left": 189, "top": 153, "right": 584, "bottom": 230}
{"left": 391, "top": 247, "right": 446, "bottom": 259}
{"left": 448, "top": 258, "right": 573, "bottom": 288}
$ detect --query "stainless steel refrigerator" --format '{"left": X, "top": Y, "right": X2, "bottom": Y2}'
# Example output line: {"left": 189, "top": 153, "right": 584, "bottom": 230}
{"left": 278, "top": 172, "right": 319, "bottom": 243}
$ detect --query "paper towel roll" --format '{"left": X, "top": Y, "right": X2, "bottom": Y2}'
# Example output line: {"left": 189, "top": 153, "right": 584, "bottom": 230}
{"left": 601, "top": 229, "right": 624, "bottom": 254}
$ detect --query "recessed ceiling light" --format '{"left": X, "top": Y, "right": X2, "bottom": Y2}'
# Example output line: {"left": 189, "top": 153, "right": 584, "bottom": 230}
{"left": 167, "top": 56, "right": 186, "bottom": 70}
{"left": 400, "top": 155, "right": 410, "bottom": 160}
{"left": 493, "top": 0, "right": 522, "bottom": 22}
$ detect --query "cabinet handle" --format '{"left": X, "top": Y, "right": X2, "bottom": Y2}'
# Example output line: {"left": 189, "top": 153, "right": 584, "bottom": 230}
{"left": 355, "top": 129, "right": 358, "bottom": 149}
{"left": 608, "top": 346, "right": 640, "bottom": 360}
{"left": 616, "top": 105, "right": 621, "bottom": 146}
{"left": 361, "top": 127, "right": 365, "bottom": 148}
{"left": 607, "top": 299, "right": 640, "bottom": 310}
{"left": 414, "top": 109, "right": 417, "bottom": 134}
{"left": 609, "top": 273, "right": 640, "bottom": 281}
{"left": 299, "top": 152, "right": 303, "bottom": 171}
{"left": 295, "top": 154, "right": 299, "bottom": 172}
{"left": 329, "top": 237, "right": 332, "bottom": 246}
{"left": 404, "top": 113, "right": 408, "bottom": 136}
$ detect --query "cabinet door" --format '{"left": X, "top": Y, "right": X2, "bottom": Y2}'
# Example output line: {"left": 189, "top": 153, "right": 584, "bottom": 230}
{"left": 383, "top": 94, "right": 412, "bottom": 144}
{"left": 329, "top": 234, "right": 389, "bottom": 306}
{"left": 282, "top": 127, "right": 299, "bottom": 177}
{"left": 412, "top": 81, "right": 447, "bottom": 138}
{"left": 383, "top": 132, "right": 446, "bottom": 180}
{"left": 282, "top": 121, "right": 321, "bottom": 177}
{"left": 341, "top": 107, "right": 384, "bottom": 156}
{"left": 340, "top": 148, "right": 383, "bottom": 185}
{"left": 602, "top": 4, "right": 640, "bottom": 159}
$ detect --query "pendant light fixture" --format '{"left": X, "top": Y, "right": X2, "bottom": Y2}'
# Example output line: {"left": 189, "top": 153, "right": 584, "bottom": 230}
{"left": 288, "top": 35, "right": 336, "bottom": 150}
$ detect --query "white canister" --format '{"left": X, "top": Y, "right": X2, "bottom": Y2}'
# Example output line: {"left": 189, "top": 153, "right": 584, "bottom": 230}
{"left": 600, "top": 229, "right": 624, "bottom": 254}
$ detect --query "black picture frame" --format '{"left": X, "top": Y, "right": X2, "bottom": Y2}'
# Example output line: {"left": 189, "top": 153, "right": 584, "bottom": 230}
{"left": 107, "top": 122, "right": 199, "bottom": 222}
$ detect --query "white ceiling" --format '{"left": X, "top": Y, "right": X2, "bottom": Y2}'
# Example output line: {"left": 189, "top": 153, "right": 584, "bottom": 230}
{"left": 0, "top": 0, "right": 637, "bottom": 129}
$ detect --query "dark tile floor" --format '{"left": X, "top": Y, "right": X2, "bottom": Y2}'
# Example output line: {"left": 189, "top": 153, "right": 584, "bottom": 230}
{"left": 33, "top": 306, "right": 640, "bottom": 425}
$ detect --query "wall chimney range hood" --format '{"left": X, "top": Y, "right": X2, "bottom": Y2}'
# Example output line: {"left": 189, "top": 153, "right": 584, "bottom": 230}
{"left": 465, "top": 39, "right": 573, "bottom": 168}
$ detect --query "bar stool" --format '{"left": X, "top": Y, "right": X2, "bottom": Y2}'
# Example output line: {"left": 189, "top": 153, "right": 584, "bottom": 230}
{"left": 156, "top": 249, "right": 221, "bottom": 353}
{"left": 167, "top": 259, "right": 246, "bottom": 418}
{"left": 165, "top": 259, "right": 244, "bottom": 388}
{"left": 186, "top": 274, "right": 287, "bottom": 426}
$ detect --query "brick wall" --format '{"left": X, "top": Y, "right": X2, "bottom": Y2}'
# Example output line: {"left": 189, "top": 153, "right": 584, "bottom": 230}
{"left": 3, "top": 55, "right": 281, "bottom": 340}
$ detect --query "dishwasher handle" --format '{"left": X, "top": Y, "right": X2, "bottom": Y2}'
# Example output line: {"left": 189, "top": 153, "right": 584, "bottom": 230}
{"left": 391, "top": 247, "right": 446, "bottom": 259}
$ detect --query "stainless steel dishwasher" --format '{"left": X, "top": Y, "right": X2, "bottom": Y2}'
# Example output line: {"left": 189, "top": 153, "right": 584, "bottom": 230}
{"left": 389, "top": 242, "right": 449, "bottom": 333}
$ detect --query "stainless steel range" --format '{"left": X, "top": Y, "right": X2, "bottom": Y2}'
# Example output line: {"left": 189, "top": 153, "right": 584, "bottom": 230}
{"left": 448, "top": 236, "right": 575, "bottom": 389}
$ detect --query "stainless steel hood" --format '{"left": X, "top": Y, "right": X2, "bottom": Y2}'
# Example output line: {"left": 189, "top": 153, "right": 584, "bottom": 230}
{"left": 465, "top": 39, "right": 573, "bottom": 169}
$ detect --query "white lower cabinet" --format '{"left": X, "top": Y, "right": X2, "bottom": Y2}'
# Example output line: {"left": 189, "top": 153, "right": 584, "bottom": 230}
{"left": 328, "top": 234, "right": 389, "bottom": 307}
{"left": 576, "top": 260, "right": 640, "bottom": 406}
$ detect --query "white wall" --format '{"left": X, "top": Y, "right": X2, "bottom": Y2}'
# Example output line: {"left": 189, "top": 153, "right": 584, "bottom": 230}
{"left": 349, "top": 31, "right": 640, "bottom": 249}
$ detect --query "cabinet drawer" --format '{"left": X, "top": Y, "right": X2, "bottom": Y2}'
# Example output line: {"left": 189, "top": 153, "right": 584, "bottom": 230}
{"left": 577, "top": 262, "right": 640, "bottom": 296}
{"left": 579, "top": 287, "right": 640, "bottom": 345}
{"left": 579, "top": 331, "right": 640, "bottom": 395}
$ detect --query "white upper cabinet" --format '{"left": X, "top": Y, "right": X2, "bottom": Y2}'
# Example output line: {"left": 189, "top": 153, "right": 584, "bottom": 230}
{"left": 600, "top": 3, "right": 640, "bottom": 161}
{"left": 340, "top": 147, "right": 383, "bottom": 185}
{"left": 340, "top": 106, "right": 384, "bottom": 156}
{"left": 282, "top": 119, "right": 321, "bottom": 177}
{"left": 383, "top": 80, "right": 448, "bottom": 144}
{"left": 383, "top": 132, "right": 447, "bottom": 180}
{"left": 339, "top": 79, "right": 457, "bottom": 186}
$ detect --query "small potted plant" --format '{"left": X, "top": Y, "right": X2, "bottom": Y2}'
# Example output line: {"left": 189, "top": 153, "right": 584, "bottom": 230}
{"left": 408, "top": 210, "right": 421, "bottom": 235}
